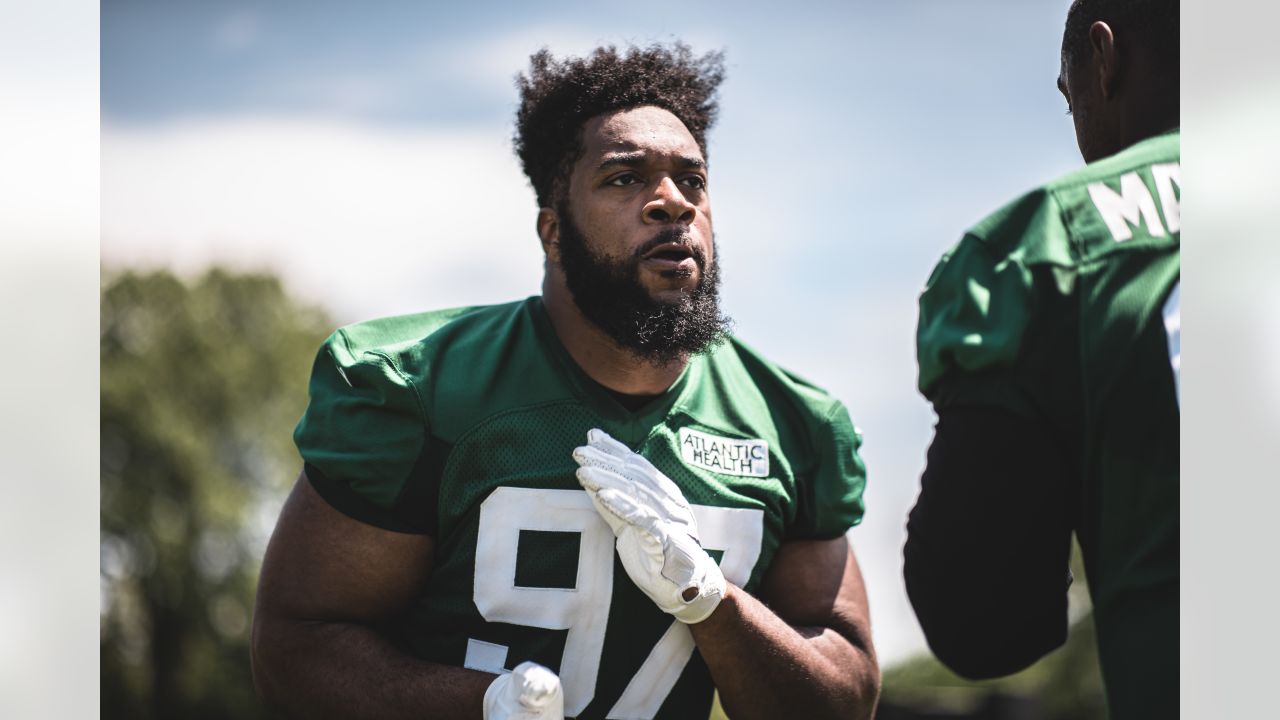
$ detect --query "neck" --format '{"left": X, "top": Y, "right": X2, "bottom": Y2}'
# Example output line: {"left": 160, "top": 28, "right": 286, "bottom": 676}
{"left": 541, "top": 269, "right": 688, "bottom": 396}
{"left": 1112, "top": 96, "right": 1178, "bottom": 157}
{"left": 1106, "top": 53, "right": 1179, "bottom": 159}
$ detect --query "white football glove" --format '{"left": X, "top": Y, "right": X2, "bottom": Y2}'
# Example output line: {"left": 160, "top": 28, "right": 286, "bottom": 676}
{"left": 572, "top": 429, "right": 726, "bottom": 624}
{"left": 482, "top": 661, "right": 564, "bottom": 720}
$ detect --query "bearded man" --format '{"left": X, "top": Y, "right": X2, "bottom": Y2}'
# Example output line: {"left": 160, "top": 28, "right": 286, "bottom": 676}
{"left": 251, "top": 44, "right": 879, "bottom": 720}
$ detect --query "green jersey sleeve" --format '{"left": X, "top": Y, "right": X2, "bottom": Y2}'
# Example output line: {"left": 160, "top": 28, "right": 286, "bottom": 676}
{"left": 789, "top": 401, "right": 867, "bottom": 540}
{"left": 916, "top": 189, "right": 1078, "bottom": 419}
{"left": 293, "top": 328, "right": 435, "bottom": 534}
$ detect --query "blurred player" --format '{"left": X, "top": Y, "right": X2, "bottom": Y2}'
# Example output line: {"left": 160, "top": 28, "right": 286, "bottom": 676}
{"left": 904, "top": 1, "right": 1179, "bottom": 717}
{"left": 252, "top": 44, "right": 879, "bottom": 720}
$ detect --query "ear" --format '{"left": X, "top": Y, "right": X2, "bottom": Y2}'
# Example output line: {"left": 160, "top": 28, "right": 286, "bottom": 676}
{"left": 1088, "top": 20, "right": 1119, "bottom": 100}
{"left": 537, "top": 207, "right": 560, "bottom": 264}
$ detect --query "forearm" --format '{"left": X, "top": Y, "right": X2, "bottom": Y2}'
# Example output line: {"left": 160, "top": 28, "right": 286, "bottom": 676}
{"left": 252, "top": 613, "right": 494, "bottom": 720}
{"left": 689, "top": 585, "right": 878, "bottom": 720}
{"left": 904, "top": 405, "right": 1072, "bottom": 678}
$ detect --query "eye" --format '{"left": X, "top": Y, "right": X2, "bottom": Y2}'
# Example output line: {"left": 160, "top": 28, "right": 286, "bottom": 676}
{"left": 680, "top": 175, "right": 707, "bottom": 190}
{"left": 607, "top": 173, "right": 641, "bottom": 187}
{"left": 1057, "top": 78, "right": 1072, "bottom": 116}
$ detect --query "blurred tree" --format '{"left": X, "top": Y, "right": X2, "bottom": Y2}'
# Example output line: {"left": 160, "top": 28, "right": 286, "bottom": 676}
{"left": 100, "top": 268, "right": 332, "bottom": 719}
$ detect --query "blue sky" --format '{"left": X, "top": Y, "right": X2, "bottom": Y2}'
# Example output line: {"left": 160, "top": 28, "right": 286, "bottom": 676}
{"left": 102, "top": 0, "right": 1084, "bottom": 665}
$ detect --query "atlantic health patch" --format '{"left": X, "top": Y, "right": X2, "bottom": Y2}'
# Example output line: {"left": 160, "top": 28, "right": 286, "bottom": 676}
{"left": 678, "top": 427, "right": 769, "bottom": 477}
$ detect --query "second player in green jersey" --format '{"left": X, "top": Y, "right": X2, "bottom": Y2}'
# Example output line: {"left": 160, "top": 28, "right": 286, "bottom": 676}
{"left": 905, "top": 3, "right": 1179, "bottom": 718}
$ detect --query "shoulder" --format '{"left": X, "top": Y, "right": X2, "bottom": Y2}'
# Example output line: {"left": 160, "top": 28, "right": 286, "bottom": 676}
{"left": 697, "top": 337, "right": 859, "bottom": 470}
{"left": 318, "top": 299, "right": 539, "bottom": 395}
{"left": 302, "top": 300, "right": 530, "bottom": 425}
{"left": 703, "top": 338, "right": 867, "bottom": 537}
{"left": 916, "top": 132, "right": 1180, "bottom": 402}
{"left": 916, "top": 180, "right": 1071, "bottom": 351}
{"left": 1045, "top": 128, "right": 1179, "bottom": 197}
{"left": 1043, "top": 130, "right": 1181, "bottom": 255}
{"left": 318, "top": 297, "right": 581, "bottom": 440}
{"left": 708, "top": 337, "right": 849, "bottom": 425}
{"left": 293, "top": 299, "right": 543, "bottom": 530}
{"left": 947, "top": 129, "right": 1181, "bottom": 275}
{"left": 327, "top": 300, "right": 529, "bottom": 366}
{"left": 306, "top": 298, "right": 540, "bottom": 426}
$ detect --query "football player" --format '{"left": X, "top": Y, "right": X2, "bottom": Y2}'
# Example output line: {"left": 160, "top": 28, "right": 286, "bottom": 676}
{"left": 252, "top": 44, "right": 880, "bottom": 720}
{"left": 903, "top": 1, "right": 1179, "bottom": 718}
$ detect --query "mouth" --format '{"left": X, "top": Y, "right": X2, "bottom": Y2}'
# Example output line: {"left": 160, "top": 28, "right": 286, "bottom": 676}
{"left": 641, "top": 242, "right": 699, "bottom": 278}
{"left": 643, "top": 242, "right": 696, "bottom": 263}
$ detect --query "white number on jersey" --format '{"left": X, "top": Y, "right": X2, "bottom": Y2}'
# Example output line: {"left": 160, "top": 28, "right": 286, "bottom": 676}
{"left": 473, "top": 487, "right": 764, "bottom": 719}
{"left": 473, "top": 488, "right": 614, "bottom": 715}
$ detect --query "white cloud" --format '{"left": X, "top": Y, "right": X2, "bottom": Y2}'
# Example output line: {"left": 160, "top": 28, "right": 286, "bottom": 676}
{"left": 411, "top": 24, "right": 731, "bottom": 105}
{"left": 449, "top": 24, "right": 605, "bottom": 94}
{"left": 102, "top": 117, "right": 545, "bottom": 323}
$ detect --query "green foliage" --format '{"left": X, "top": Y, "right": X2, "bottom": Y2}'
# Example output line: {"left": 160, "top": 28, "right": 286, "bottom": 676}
{"left": 100, "top": 268, "right": 332, "bottom": 719}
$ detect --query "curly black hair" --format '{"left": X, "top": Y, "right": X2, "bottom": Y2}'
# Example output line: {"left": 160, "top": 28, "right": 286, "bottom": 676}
{"left": 514, "top": 43, "right": 726, "bottom": 208}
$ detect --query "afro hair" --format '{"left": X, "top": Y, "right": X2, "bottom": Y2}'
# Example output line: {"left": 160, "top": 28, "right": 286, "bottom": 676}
{"left": 514, "top": 42, "right": 725, "bottom": 208}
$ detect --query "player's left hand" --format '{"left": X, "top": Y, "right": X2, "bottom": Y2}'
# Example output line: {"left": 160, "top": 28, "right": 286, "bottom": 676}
{"left": 572, "top": 429, "right": 725, "bottom": 624}
{"left": 483, "top": 661, "right": 565, "bottom": 720}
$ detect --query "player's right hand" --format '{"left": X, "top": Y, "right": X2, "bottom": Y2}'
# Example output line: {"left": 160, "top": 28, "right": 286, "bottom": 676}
{"left": 482, "top": 661, "right": 565, "bottom": 720}
{"left": 573, "top": 429, "right": 726, "bottom": 625}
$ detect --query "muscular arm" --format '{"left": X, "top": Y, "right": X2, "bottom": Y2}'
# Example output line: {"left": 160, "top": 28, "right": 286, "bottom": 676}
{"left": 251, "top": 471, "right": 496, "bottom": 719}
{"left": 690, "top": 537, "right": 879, "bottom": 720}
{"left": 903, "top": 405, "right": 1074, "bottom": 679}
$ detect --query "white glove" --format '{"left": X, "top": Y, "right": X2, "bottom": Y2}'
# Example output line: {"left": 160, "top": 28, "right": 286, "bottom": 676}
{"left": 572, "top": 429, "right": 726, "bottom": 624}
{"left": 482, "top": 661, "right": 564, "bottom": 720}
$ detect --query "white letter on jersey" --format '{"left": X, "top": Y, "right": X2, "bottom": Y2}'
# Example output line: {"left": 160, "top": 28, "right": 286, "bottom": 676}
{"left": 1088, "top": 171, "right": 1167, "bottom": 242}
{"left": 1151, "top": 163, "right": 1181, "bottom": 234}
{"left": 474, "top": 487, "right": 614, "bottom": 717}
{"left": 1163, "top": 281, "right": 1180, "bottom": 408}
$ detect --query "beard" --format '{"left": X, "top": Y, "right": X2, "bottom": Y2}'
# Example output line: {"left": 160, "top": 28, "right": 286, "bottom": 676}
{"left": 555, "top": 203, "right": 732, "bottom": 366}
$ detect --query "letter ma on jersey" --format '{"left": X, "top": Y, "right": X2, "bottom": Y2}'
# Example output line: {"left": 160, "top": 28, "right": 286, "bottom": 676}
{"left": 678, "top": 428, "right": 769, "bottom": 478}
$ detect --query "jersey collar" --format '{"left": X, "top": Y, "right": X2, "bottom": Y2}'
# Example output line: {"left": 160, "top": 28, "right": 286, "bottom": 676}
{"left": 527, "top": 296, "right": 701, "bottom": 443}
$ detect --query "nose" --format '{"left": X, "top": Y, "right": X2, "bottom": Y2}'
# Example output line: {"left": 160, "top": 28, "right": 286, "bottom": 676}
{"left": 643, "top": 177, "right": 697, "bottom": 226}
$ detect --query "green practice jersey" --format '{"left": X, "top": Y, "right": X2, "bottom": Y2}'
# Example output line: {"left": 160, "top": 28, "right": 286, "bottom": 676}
{"left": 917, "top": 130, "right": 1180, "bottom": 719}
{"left": 294, "top": 297, "right": 866, "bottom": 720}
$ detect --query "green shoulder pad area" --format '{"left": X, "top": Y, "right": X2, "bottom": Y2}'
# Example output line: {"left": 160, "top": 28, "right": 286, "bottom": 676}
{"left": 916, "top": 186, "right": 1071, "bottom": 403}
{"left": 292, "top": 303, "right": 496, "bottom": 532}
{"left": 915, "top": 130, "right": 1178, "bottom": 413}
{"left": 715, "top": 339, "right": 867, "bottom": 538}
